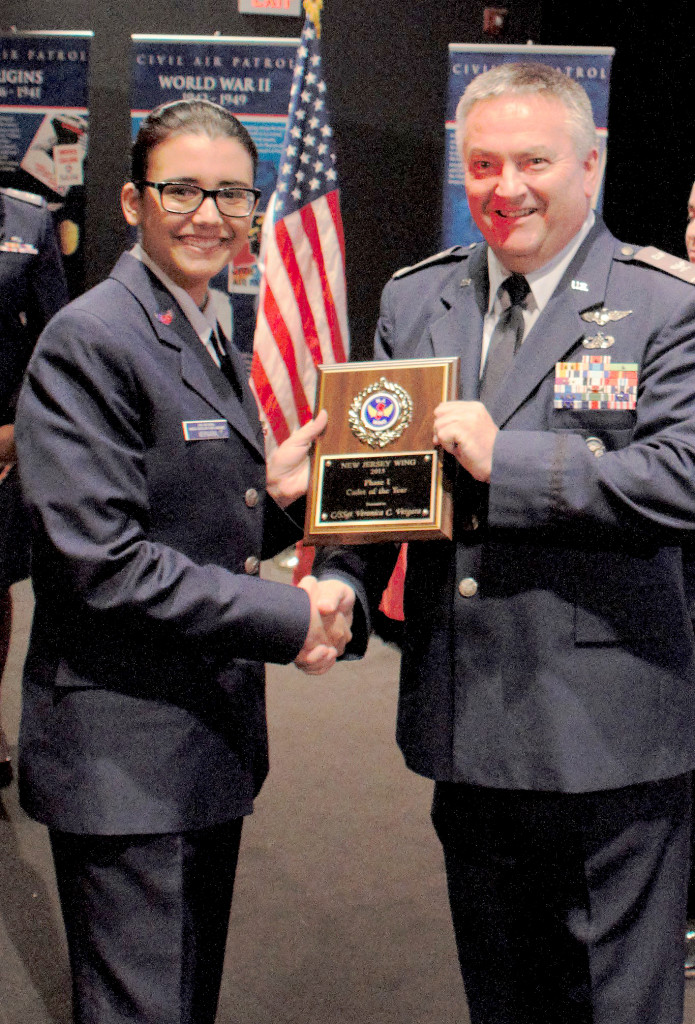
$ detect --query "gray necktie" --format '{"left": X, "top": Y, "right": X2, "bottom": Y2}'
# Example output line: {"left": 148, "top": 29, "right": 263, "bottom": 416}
{"left": 479, "top": 274, "right": 530, "bottom": 405}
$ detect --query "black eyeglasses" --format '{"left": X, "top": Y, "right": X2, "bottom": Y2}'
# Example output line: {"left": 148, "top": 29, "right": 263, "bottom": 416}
{"left": 137, "top": 181, "right": 261, "bottom": 218}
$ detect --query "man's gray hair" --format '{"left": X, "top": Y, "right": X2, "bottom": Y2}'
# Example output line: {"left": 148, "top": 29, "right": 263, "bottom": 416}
{"left": 455, "top": 63, "right": 598, "bottom": 158}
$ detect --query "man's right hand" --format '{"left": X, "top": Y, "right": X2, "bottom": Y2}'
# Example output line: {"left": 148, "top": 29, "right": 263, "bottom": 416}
{"left": 294, "top": 576, "right": 356, "bottom": 675}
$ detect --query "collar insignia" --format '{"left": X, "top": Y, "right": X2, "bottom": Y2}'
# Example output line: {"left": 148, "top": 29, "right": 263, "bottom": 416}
{"left": 157, "top": 309, "right": 174, "bottom": 325}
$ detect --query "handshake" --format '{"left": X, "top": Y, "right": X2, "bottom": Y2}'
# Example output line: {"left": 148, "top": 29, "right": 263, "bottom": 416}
{"left": 294, "top": 575, "right": 356, "bottom": 675}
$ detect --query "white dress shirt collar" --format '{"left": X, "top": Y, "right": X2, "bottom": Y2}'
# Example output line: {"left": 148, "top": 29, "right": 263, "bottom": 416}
{"left": 486, "top": 210, "right": 596, "bottom": 317}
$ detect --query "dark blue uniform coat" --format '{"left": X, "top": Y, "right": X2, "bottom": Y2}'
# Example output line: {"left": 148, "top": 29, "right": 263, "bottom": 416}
{"left": 0, "top": 188, "right": 68, "bottom": 587}
{"left": 318, "top": 219, "right": 695, "bottom": 794}
{"left": 0, "top": 187, "right": 67, "bottom": 417}
{"left": 15, "top": 252, "right": 311, "bottom": 834}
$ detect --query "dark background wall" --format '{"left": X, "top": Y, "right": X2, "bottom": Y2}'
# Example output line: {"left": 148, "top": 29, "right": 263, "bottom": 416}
{"left": 1, "top": 0, "right": 687, "bottom": 359}
{"left": 541, "top": 2, "right": 690, "bottom": 266}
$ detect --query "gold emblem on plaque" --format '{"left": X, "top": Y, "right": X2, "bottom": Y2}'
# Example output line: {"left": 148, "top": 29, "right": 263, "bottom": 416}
{"left": 348, "top": 376, "right": 413, "bottom": 448}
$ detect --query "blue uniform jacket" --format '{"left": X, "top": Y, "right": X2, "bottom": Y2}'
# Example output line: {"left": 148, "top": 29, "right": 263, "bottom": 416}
{"left": 0, "top": 187, "right": 68, "bottom": 420}
{"left": 15, "top": 252, "right": 311, "bottom": 834}
{"left": 0, "top": 188, "right": 68, "bottom": 589}
{"left": 317, "top": 219, "right": 695, "bottom": 793}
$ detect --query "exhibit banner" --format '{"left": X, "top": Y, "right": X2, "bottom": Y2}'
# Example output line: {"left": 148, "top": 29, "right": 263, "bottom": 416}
{"left": 443, "top": 44, "right": 615, "bottom": 249}
{"left": 130, "top": 34, "right": 299, "bottom": 353}
{"left": 0, "top": 30, "right": 92, "bottom": 295}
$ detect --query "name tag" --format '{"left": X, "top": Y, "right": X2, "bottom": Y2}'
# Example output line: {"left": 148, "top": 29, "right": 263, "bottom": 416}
{"left": 182, "top": 419, "right": 230, "bottom": 441}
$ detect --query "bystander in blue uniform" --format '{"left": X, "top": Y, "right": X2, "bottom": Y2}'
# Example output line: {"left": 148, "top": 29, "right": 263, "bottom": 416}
{"left": 0, "top": 185, "right": 68, "bottom": 787}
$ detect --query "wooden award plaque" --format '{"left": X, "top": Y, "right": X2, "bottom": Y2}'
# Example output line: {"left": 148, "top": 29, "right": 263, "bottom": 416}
{"left": 304, "top": 357, "right": 460, "bottom": 546}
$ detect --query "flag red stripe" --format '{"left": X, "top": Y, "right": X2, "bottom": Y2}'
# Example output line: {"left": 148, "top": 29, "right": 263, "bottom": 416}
{"left": 326, "top": 189, "right": 346, "bottom": 265}
{"left": 275, "top": 219, "right": 323, "bottom": 367}
{"left": 299, "top": 203, "right": 345, "bottom": 363}
{"left": 250, "top": 344, "right": 290, "bottom": 445}
{"left": 261, "top": 278, "right": 313, "bottom": 428}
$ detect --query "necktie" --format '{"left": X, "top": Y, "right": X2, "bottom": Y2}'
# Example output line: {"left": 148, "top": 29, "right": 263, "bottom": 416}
{"left": 210, "top": 325, "right": 243, "bottom": 400}
{"left": 479, "top": 273, "right": 530, "bottom": 405}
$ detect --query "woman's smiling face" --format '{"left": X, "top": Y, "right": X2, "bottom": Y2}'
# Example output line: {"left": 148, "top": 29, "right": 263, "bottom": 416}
{"left": 121, "top": 132, "right": 255, "bottom": 306}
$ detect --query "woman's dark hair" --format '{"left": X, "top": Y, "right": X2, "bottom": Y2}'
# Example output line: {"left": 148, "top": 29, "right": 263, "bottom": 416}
{"left": 131, "top": 99, "right": 258, "bottom": 182}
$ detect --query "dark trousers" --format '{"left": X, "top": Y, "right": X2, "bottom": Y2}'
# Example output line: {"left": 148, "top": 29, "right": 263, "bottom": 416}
{"left": 50, "top": 819, "right": 243, "bottom": 1024}
{"left": 687, "top": 777, "right": 695, "bottom": 917}
{"left": 432, "top": 774, "right": 691, "bottom": 1024}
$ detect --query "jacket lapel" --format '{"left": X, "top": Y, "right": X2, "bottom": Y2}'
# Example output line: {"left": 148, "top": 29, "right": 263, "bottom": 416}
{"left": 428, "top": 244, "right": 488, "bottom": 400}
{"left": 110, "top": 254, "right": 264, "bottom": 455}
{"left": 487, "top": 221, "right": 617, "bottom": 427}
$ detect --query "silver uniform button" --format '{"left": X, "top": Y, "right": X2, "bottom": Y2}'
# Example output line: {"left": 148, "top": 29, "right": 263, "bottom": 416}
{"left": 244, "top": 555, "right": 260, "bottom": 575}
{"left": 585, "top": 435, "right": 606, "bottom": 458}
{"left": 458, "top": 577, "right": 478, "bottom": 598}
{"left": 245, "top": 488, "right": 259, "bottom": 508}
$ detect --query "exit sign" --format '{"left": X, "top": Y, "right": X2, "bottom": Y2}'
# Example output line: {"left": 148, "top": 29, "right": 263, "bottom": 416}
{"left": 238, "top": 0, "right": 302, "bottom": 14}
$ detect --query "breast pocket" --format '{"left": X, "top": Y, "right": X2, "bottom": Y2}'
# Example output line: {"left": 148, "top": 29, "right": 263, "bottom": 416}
{"left": 551, "top": 346, "right": 639, "bottom": 438}
{"left": 551, "top": 409, "right": 636, "bottom": 453}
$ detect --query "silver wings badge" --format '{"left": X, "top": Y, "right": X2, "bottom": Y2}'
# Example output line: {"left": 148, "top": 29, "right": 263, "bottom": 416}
{"left": 580, "top": 308, "right": 633, "bottom": 327}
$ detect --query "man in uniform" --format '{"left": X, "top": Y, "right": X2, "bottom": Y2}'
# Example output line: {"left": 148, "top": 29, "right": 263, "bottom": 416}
{"left": 686, "top": 178, "right": 695, "bottom": 263}
{"left": 312, "top": 63, "right": 695, "bottom": 1024}
{"left": 682, "top": 176, "right": 695, "bottom": 976}
{"left": 0, "top": 186, "right": 68, "bottom": 786}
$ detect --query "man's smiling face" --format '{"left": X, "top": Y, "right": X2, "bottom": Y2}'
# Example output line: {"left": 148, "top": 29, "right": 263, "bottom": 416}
{"left": 462, "top": 92, "right": 599, "bottom": 274}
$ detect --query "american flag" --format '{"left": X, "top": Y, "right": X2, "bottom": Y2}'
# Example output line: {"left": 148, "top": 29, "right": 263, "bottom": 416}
{"left": 251, "top": 0, "right": 349, "bottom": 452}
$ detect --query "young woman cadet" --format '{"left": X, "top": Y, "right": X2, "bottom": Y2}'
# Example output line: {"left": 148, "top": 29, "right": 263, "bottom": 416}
{"left": 14, "top": 99, "right": 353, "bottom": 1024}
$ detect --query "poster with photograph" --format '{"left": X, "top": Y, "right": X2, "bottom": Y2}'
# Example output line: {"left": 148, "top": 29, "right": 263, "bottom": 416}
{"left": 131, "top": 35, "right": 299, "bottom": 353}
{"left": 0, "top": 31, "right": 92, "bottom": 294}
{"left": 442, "top": 44, "right": 614, "bottom": 249}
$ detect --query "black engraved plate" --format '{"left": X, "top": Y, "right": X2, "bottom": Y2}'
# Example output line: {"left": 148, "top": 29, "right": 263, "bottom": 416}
{"left": 316, "top": 452, "right": 436, "bottom": 528}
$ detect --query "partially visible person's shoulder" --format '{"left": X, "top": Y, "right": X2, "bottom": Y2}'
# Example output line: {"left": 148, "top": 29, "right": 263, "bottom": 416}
{"left": 391, "top": 243, "right": 478, "bottom": 281}
{"left": 0, "top": 186, "right": 46, "bottom": 208}
{"left": 0, "top": 187, "right": 51, "bottom": 240}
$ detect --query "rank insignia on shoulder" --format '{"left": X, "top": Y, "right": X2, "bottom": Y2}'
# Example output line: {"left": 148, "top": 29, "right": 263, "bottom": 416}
{"left": 554, "top": 355, "right": 638, "bottom": 411}
{"left": 0, "top": 186, "right": 45, "bottom": 207}
{"left": 626, "top": 246, "right": 695, "bottom": 285}
{"left": 392, "top": 245, "right": 469, "bottom": 279}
